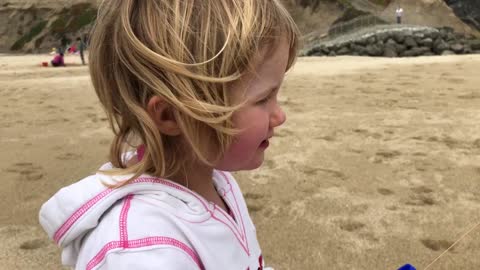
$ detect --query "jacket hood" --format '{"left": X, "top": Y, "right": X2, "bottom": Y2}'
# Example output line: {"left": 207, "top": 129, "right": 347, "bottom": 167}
{"left": 39, "top": 162, "right": 218, "bottom": 266}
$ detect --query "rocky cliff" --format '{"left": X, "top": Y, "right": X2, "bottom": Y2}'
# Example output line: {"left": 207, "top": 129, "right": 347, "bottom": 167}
{"left": 445, "top": 0, "right": 480, "bottom": 31}
{"left": 0, "top": 0, "right": 478, "bottom": 53}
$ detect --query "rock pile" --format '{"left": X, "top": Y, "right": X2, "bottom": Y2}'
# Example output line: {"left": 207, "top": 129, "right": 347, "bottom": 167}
{"left": 306, "top": 26, "right": 480, "bottom": 57}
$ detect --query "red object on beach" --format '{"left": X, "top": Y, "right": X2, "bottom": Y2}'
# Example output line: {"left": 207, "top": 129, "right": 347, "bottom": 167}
{"left": 41, "top": 62, "right": 49, "bottom": 67}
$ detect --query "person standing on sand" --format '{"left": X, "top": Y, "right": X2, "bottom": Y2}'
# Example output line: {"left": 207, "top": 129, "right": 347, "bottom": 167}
{"left": 396, "top": 7, "right": 404, "bottom": 24}
{"left": 60, "top": 35, "right": 69, "bottom": 54}
{"left": 77, "top": 37, "right": 86, "bottom": 65}
{"left": 39, "top": 0, "right": 299, "bottom": 269}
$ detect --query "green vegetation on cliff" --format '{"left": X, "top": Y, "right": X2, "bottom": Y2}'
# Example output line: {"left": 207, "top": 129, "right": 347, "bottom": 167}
{"left": 11, "top": 20, "right": 47, "bottom": 51}
{"left": 51, "top": 3, "right": 97, "bottom": 35}
{"left": 10, "top": 3, "right": 97, "bottom": 51}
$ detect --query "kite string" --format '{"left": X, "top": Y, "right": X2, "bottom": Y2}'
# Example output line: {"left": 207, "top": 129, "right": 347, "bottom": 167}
{"left": 423, "top": 220, "right": 480, "bottom": 270}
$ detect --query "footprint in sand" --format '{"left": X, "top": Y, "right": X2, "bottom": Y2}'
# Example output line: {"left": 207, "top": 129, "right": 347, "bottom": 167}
{"left": 244, "top": 192, "right": 266, "bottom": 213}
{"left": 315, "top": 133, "right": 336, "bottom": 141}
{"left": 77, "top": 106, "right": 95, "bottom": 111}
{"left": 44, "top": 104, "right": 59, "bottom": 110}
{"left": 445, "top": 78, "right": 465, "bottom": 84}
{"left": 420, "top": 239, "right": 454, "bottom": 252}
{"left": 378, "top": 188, "right": 395, "bottom": 196}
{"left": 19, "top": 239, "right": 47, "bottom": 250}
{"left": 370, "top": 150, "right": 402, "bottom": 164}
{"left": 412, "top": 152, "right": 427, "bottom": 157}
{"left": 398, "top": 82, "right": 417, "bottom": 87}
{"left": 413, "top": 159, "right": 432, "bottom": 172}
{"left": 458, "top": 92, "right": 480, "bottom": 99}
{"left": 56, "top": 152, "right": 82, "bottom": 160}
{"left": 385, "top": 87, "right": 400, "bottom": 92}
{"left": 405, "top": 186, "right": 436, "bottom": 206}
{"left": 5, "top": 162, "right": 44, "bottom": 181}
{"left": 352, "top": 128, "right": 382, "bottom": 139}
{"left": 263, "top": 159, "right": 277, "bottom": 170}
{"left": 86, "top": 113, "right": 99, "bottom": 123}
{"left": 302, "top": 166, "right": 347, "bottom": 180}
{"left": 337, "top": 219, "right": 366, "bottom": 232}
{"left": 99, "top": 139, "right": 111, "bottom": 145}
{"left": 411, "top": 186, "right": 433, "bottom": 194}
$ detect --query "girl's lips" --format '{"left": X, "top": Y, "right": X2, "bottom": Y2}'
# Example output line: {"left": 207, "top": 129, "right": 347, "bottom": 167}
{"left": 259, "top": 139, "right": 269, "bottom": 149}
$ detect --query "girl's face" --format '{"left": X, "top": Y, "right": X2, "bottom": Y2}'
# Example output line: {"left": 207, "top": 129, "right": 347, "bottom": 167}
{"left": 215, "top": 40, "right": 290, "bottom": 171}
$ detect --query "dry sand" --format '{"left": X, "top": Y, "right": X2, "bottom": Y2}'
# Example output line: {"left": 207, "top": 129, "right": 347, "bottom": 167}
{"left": 1, "top": 53, "right": 480, "bottom": 269}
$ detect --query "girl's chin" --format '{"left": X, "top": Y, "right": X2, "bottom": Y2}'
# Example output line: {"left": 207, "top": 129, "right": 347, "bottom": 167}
{"left": 215, "top": 152, "right": 265, "bottom": 172}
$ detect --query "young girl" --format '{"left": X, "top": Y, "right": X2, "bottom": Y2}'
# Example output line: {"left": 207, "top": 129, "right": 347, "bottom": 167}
{"left": 39, "top": 0, "right": 299, "bottom": 269}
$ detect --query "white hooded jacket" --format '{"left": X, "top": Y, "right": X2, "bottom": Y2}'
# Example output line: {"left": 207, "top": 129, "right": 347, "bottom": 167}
{"left": 39, "top": 162, "right": 266, "bottom": 270}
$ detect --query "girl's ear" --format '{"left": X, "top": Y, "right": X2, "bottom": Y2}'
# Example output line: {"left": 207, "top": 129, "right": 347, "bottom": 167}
{"left": 147, "top": 96, "right": 181, "bottom": 136}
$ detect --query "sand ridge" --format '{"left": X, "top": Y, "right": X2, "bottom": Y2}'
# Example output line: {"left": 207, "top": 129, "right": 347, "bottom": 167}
{"left": 1, "top": 53, "right": 480, "bottom": 269}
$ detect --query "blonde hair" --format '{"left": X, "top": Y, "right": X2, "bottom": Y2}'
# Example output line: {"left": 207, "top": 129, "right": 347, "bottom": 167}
{"left": 89, "top": 0, "right": 300, "bottom": 185}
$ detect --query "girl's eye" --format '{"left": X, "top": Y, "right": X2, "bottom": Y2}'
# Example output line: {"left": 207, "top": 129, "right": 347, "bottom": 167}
{"left": 256, "top": 96, "right": 270, "bottom": 105}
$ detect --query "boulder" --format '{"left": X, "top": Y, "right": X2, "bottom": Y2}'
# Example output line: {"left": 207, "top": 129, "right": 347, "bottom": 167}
{"left": 306, "top": 46, "right": 322, "bottom": 56}
{"left": 427, "top": 31, "right": 440, "bottom": 40}
{"left": 469, "top": 39, "right": 480, "bottom": 50}
{"left": 450, "top": 43, "right": 464, "bottom": 54}
{"left": 385, "top": 38, "right": 397, "bottom": 46}
{"left": 393, "top": 32, "right": 406, "bottom": 43}
{"left": 328, "top": 51, "right": 337, "bottom": 57}
{"left": 402, "top": 47, "right": 431, "bottom": 57}
{"left": 350, "top": 44, "right": 367, "bottom": 55}
{"left": 419, "top": 38, "right": 433, "bottom": 47}
{"left": 446, "top": 32, "right": 456, "bottom": 41}
{"left": 414, "top": 32, "right": 425, "bottom": 39}
{"left": 395, "top": 43, "right": 407, "bottom": 55}
{"left": 355, "top": 39, "right": 368, "bottom": 46}
{"left": 404, "top": 36, "right": 418, "bottom": 49}
{"left": 433, "top": 38, "right": 449, "bottom": 54}
{"left": 439, "top": 26, "right": 455, "bottom": 35}
{"left": 441, "top": 50, "right": 455, "bottom": 55}
{"left": 377, "top": 32, "right": 390, "bottom": 43}
{"left": 337, "top": 46, "right": 350, "bottom": 55}
{"left": 367, "top": 36, "right": 376, "bottom": 44}
{"left": 366, "top": 44, "right": 382, "bottom": 56}
{"left": 463, "top": 44, "right": 473, "bottom": 54}
{"left": 321, "top": 46, "right": 330, "bottom": 54}
{"left": 383, "top": 44, "right": 397, "bottom": 57}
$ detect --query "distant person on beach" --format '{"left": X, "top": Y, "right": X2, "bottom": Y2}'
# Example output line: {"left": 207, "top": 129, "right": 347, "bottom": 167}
{"left": 39, "top": 1, "right": 299, "bottom": 269}
{"left": 67, "top": 43, "right": 77, "bottom": 54}
{"left": 396, "top": 7, "right": 404, "bottom": 24}
{"left": 83, "top": 34, "right": 89, "bottom": 47}
{"left": 60, "top": 35, "right": 69, "bottom": 54}
{"left": 50, "top": 52, "right": 65, "bottom": 67}
{"left": 77, "top": 37, "right": 86, "bottom": 65}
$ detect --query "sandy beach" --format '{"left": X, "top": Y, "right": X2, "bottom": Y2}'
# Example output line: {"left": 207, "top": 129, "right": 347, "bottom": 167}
{"left": 1, "top": 53, "right": 480, "bottom": 269}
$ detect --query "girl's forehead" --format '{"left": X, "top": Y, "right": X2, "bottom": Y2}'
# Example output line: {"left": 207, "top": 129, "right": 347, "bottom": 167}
{"left": 231, "top": 40, "right": 291, "bottom": 99}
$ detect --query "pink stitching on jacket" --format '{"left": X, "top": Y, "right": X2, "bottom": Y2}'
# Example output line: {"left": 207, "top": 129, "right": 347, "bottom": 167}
{"left": 53, "top": 177, "right": 198, "bottom": 244}
{"left": 119, "top": 195, "right": 133, "bottom": 246}
{"left": 219, "top": 171, "right": 249, "bottom": 249}
{"left": 86, "top": 236, "right": 204, "bottom": 270}
{"left": 54, "top": 174, "right": 250, "bottom": 256}
{"left": 212, "top": 205, "right": 250, "bottom": 255}
{"left": 53, "top": 188, "right": 114, "bottom": 243}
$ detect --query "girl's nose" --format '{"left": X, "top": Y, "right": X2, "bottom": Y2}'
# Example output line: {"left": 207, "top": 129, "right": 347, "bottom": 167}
{"left": 270, "top": 103, "right": 286, "bottom": 128}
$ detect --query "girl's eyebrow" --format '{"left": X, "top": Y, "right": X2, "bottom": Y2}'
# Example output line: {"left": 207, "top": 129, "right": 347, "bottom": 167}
{"left": 256, "top": 85, "right": 279, "bottom": 98}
